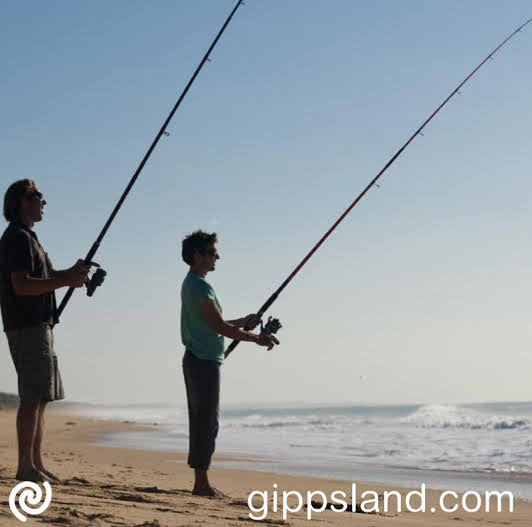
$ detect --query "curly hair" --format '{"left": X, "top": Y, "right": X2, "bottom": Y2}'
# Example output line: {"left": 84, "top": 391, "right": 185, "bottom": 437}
{"left": 3, "top": 179, "right": 36, "bottom": 222}
{"left": 181, "top": 230, "right": 218, "bottom": 266}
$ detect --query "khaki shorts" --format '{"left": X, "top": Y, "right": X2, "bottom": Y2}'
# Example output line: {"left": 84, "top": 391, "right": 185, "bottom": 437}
{"left": 6, "top": 324, "right": 64, "bottom": 402}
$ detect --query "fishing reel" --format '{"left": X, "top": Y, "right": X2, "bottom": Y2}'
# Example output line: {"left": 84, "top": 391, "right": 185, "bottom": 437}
{"left": 259, "top": 316, "right": 282, "bottom": 337}
{"left": 86, "top": 268, "right": 107, "bottom": 297}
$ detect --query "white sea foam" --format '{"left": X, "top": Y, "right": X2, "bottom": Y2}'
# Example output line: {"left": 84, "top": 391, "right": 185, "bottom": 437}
{"left": 399, "top": 404, "right": 530, "bottom": 430}
{"left": 68, "top": 401, "right": 532, "bottom": 481}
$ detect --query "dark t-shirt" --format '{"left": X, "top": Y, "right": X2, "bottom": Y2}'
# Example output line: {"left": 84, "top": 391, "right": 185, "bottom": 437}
{"left": 0, "top": 222, "right": 57, "bottom": 331}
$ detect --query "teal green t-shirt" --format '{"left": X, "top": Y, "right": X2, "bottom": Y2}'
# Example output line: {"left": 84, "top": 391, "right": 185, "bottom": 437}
{"left": 180, "top": 271, "right": 224, "bottom": 363}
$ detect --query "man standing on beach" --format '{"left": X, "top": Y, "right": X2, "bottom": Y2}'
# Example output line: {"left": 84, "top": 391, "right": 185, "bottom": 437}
{"left": 181, "top": 230, "right": 279, "bottom": 497}
{"left": 0, "top": 179, "right": 95, "bottom": 482}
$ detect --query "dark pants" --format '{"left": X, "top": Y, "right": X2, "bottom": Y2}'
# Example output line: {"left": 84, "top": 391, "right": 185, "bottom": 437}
{"left": 182, "top": 350, "right": 220, "bottom": 470}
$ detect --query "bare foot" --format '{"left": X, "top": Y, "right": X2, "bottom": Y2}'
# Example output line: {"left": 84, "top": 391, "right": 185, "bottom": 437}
{"left": 192, "top": 486, "right": 215, "bottom": 497}
{"left": 192, "top": 486, "right": 227, "bottom": 498}
{"left": 16, "top": 467, "right": 46, "bottom": 482}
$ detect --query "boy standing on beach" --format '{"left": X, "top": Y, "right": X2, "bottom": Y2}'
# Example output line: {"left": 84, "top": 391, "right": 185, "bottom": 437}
{"left": 0, "top": 179, "right": 94, "bottom": 482}
{"left": 180, "top": 230, "right": 278, "bottom": 497}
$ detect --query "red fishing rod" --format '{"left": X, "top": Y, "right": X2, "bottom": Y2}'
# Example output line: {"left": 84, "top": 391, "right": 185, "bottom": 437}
{"left": 226, "top": 16, "right": 532, "bottom": 358}
{"left": 57, "top": 0, "right": 244, "bottom": 318}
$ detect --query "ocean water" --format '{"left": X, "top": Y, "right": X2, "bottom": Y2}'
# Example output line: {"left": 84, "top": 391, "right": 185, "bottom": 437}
{"left": 63, "top": 401, "right": 532, "bottom": 498}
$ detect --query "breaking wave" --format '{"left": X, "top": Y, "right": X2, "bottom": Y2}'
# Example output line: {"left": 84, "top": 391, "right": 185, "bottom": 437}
{"left": 399, "top": 404, "right": 530, "bottom": 430}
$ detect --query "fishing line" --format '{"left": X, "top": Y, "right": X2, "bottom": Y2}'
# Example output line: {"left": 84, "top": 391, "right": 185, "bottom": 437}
{"left": 225, "top": 16, "right": 532, "bottom": 357}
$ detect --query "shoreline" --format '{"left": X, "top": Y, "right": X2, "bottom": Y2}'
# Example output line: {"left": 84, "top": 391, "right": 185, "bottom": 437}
{"left": 1, "top": 409, "right": 531, "bottom": 526}
{"left": 93, "top": 419, "right": 532, "bottom": 500}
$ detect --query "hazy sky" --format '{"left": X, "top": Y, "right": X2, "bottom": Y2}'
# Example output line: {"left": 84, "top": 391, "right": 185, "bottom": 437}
{"left": 1, "top": 0, "right": 531, "bottom": 406}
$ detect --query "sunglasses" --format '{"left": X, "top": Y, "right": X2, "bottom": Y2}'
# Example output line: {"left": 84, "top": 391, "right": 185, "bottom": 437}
{"left": 27, "top": 190, "right": 44, "bottom": 200}
{"left": 203, "top": 248, "right": 219, "bottom": 257}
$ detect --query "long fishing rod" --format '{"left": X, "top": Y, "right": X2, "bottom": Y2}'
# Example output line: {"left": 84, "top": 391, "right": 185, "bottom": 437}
{"left": 226, "top": 17, "right": 532, "bottom": 358}
{"left": 57, "top": 0, "right": 244, "bottom": 318}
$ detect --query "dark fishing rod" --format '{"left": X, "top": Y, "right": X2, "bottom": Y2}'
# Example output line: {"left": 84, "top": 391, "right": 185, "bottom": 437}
{"left": 57, "top": 0, "right": 244, "bottom": 318}
{"left": 226, "top": 16, "right": 532, "bottom": 358}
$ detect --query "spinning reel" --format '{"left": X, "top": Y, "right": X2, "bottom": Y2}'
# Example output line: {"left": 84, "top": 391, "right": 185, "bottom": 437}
{"left": 259, "top": 316, "right": 282, "bottom": 337}
{"left": 86, "top": 268, "right": 107, "bottom": 297}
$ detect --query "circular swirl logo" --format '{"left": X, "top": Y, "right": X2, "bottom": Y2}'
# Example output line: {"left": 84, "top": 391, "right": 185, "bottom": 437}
{"left": 9, "top": 481, "right": 52, "bottom": 522}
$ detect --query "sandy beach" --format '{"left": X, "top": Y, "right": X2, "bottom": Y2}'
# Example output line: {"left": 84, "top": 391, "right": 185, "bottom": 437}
{"left": 0, "top": 409, "right": 529, "bottom": 526}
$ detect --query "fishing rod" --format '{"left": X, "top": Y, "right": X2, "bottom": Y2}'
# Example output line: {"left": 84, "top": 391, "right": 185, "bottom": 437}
{"left": 226, "top": 16, "right": 532, "bottom": 358}
{"left": 57, "top": 0, "right": 244, "bottom": 318}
